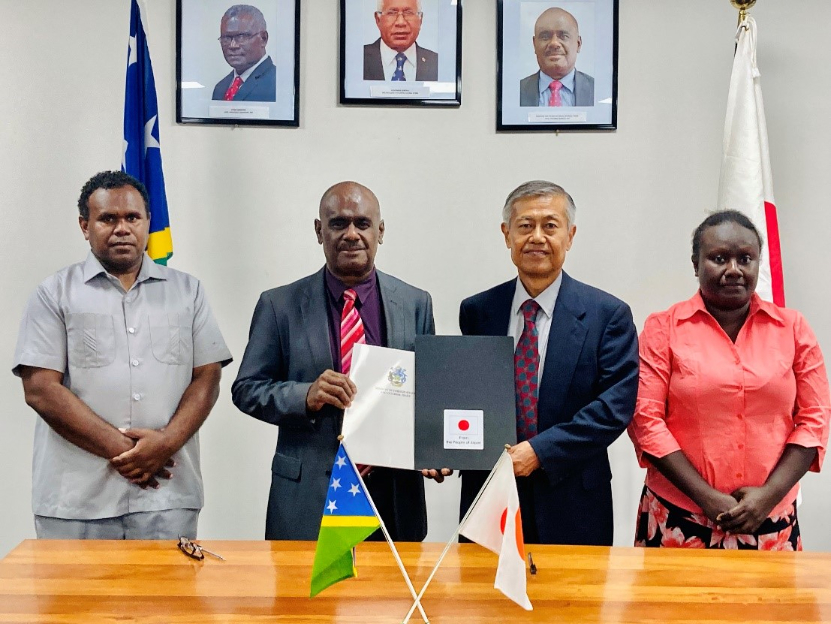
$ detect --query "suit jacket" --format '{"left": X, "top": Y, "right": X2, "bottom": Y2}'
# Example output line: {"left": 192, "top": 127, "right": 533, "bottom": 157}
{"left": 212, "top": 56, "right": 277, "bottom": 102}
{"left": 519, "top": 70, "right": 595, "bottom": 107}
{"left": 232, "top": 267, "right": 434, "bottom": 541}
{"left": 363, "top": 38, "right": 438, "bottom": 81}
{"left": 458, "top": 272, "right": 638, "bottom": 545}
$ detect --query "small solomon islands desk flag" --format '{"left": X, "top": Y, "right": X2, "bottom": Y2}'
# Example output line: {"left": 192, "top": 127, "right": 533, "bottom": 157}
{"left": 310, "top": 444, "right": 381, "bottom": 597}
{"left": 122, "top": 0, "right": 173, "bottom": 265}
{"left": 460, "top": 450, "right": 532, "bottom": 610}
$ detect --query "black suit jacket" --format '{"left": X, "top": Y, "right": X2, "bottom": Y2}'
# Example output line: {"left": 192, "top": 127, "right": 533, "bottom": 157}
{"left": 212, "top": 56, "right": 277, "bottom": 102}
{"left": 232, "top": 268, "right": 434, "bottom": 541}
{"left": 363, "top": 38, "right": 438, "bottom": 81}
{"left": 458, "top": 272, "right": 638, "bottom": 545}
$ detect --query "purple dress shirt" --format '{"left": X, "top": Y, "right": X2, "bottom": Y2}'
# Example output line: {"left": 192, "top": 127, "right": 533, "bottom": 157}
{"left": 324, "top": 267, "right": 386, "bottom": 372}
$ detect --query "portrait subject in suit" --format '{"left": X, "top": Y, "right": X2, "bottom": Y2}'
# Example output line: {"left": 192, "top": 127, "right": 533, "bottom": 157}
{"left": 212, "top": 4, "right": 277, "bottom": 102}
{"left": 364, "top": 0, "right": 438, "bottom": 81}
{"left": 232, "top": 182, "right": 435, "bottom": 541}
{"left": 519, "top": 7, "right": 594, "bottom": 107}
{"left": 458, "top": 180, "right": 638, "bottom": 545}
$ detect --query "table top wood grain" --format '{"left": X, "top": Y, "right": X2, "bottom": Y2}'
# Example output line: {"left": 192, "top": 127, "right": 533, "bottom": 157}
{"left": 1, "top": 539, "right": 830, "bottom": 623}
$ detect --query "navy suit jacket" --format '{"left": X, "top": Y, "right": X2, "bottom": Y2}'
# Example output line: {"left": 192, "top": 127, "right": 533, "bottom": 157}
{"left": 459, "top": 272, "right": 638, "bottom": 545}
{"left": 212, "top": 56, "right": 277, "bottom": 102}
{"left": 363, "top": 38, "right": 438, "bottom": 81}
{"left": 232, "top": 267, "right": 434, "bottom": 541}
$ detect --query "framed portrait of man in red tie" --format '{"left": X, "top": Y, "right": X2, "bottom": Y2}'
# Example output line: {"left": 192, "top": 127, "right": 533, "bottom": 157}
{"left": 497, "top": 0, "right": 618, "bottom": 132}
{"left": 176, "top": 0, "right": 300, "bottom": 126}
{"left": 340, "top": 0, "right": 462, "bottom": 106}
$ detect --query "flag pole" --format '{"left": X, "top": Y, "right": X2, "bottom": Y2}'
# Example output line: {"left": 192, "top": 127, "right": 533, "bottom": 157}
{"left": 402, "top": 449, "right": 510, "bottom": 624}
{"left": 341, "top": 439, "right": 430, "bottom": 624}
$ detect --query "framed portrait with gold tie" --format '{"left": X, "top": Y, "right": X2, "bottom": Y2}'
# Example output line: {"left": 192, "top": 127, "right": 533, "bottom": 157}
{"left": 497, "top": 0, "right": 618, "bottom": 131}
{"left": 176, "top": 0, "right": 300, "bottom": 126}
{"left": 340, "top": 0, "right": 463, "bottom": 106}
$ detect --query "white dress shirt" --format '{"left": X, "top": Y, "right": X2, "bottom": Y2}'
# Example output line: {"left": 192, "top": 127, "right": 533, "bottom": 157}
{"left": 507, "top": 272, "right": 563, "bottom": 381}
{"left": 379, "top": 40, "right": 417, "bottom": 81}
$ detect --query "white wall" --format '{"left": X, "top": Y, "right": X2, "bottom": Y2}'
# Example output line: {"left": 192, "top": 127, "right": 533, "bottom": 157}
{"left": 1, "top": 0, "right": 829, "bottom": 559}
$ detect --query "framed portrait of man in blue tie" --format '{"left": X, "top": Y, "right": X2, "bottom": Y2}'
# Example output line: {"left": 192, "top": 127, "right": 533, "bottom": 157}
{"left": 340, "top": 0, "right": 462, "bottom": 106}
{"left": 497, "top": 0, "right": 618, "bottom": 131}
{"left": 176, "top": 0, "right": 300, "bottom": 126}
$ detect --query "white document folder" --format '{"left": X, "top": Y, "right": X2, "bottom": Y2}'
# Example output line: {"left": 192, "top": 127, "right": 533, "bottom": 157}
{"left": 341, "top": 343, "right": 415, "bottom": 470}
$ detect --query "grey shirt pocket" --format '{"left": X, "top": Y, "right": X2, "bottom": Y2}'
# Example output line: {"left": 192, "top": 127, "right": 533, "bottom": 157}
{"left": 65, "top": 313, "right": 116, "bottom": 368}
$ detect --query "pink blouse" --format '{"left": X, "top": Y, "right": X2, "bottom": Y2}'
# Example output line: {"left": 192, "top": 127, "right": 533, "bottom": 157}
{"left": 628, "top": 292, "right": 830, "bottom": 517}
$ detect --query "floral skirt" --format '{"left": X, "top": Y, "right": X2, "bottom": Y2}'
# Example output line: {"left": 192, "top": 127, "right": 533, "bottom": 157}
{"left": 634, "top": 486, "right": 801, "bottom": 551}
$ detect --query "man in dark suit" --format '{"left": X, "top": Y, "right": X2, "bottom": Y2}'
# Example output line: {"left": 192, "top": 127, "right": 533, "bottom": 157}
{"left": 459, "top": 180, "right": 638, "bottom": 546}
{"left": 519, "top": 7, "right": 594, "bottom": 107}
{"left": 364, "top": 0, "right": 438, "bottom": 81}
{"left": 232, "top": 182, "right": 434, "bottom": 541}
{"left": 212, "top": 5, "right": 276, "bottom": 102}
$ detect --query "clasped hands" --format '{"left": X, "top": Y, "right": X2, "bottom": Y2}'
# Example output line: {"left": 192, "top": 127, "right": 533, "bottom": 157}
{"left": 110, "top": 428, "right": 177, "bottom": 489}
{"left": 705, "top": 486, "right": 781, "bottom": 535}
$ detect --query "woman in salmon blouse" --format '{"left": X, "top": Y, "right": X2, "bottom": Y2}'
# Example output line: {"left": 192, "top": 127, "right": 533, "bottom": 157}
{"left": 628, "top": 210, "right": 830, "bottom": 550}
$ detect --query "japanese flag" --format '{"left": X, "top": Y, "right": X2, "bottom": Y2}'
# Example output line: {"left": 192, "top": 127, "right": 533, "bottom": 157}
{"left": 460, "top": 451, "right": 532, "bottom": 610}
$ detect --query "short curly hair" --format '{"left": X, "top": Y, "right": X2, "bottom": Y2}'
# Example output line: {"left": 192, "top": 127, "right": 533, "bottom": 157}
{"left": 691, "top": 209, "right": 763, "bottom": 260}
{"left": 77, "top": 171, "right": 149, "bottom": 220}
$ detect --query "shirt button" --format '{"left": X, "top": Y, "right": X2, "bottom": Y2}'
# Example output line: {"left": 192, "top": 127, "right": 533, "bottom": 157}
{"left": 133, "top": 393, "right": 141, "bottom": 401}
{"left": 736, "top": 473, "right": 743, "bottom": 479}
{"left": 738, "top": 443, "right": 744, "bottom": 449}
{"left": 131, "top": 359, "right": 139, "bottom": 367}
{"left": 128, "top": 327, "right": 136, "bottom": 334}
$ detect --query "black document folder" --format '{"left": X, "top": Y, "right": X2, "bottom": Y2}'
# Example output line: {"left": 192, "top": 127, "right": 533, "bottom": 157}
{"left": 414, "top": 335, "right": 516, "bottom": 471}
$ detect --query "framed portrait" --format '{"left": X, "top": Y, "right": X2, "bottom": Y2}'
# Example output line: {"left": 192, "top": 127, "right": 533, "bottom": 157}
{"left": 497, "top": 0, "right": 618, "bottom": 131}
{"left": 340, "top": 0, "right": 462, "bottom": 106}
{"left": 176, "top": 0, "right": 300, "bottom": 127}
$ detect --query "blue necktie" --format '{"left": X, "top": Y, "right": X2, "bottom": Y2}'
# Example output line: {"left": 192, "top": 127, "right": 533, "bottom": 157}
{"left": 392, "top": 53, "right": 407, "bottom": 81}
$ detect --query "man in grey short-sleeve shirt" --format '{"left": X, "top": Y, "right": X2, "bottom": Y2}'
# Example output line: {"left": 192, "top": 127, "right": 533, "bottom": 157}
{"left": 13, "top": 171, "right": 232, "bottom": 540}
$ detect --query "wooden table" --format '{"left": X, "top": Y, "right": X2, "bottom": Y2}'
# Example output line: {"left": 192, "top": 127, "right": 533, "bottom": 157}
{"left": 1, "top": 540, "right": 830, "bottom": 623}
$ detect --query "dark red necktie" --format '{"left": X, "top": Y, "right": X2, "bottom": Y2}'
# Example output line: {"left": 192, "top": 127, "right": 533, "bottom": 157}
{"left": 224, "top": 76, "right": 243, "bottom": 101}
{"left": 515, "top": 299, "right": 541, "bottom": 442}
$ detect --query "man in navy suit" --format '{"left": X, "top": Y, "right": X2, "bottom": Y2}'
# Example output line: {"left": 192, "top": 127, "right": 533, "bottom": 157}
{"left": 459, "top": 180, "right": 638, "bottom": 546}
{"left": 364, "top": 0, "right": 438, "bottom": 81}
{"left": 212, "top": 5, "right": 277, "bottom": 102}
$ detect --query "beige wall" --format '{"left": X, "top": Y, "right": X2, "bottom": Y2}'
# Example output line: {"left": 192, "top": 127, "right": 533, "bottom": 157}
{"left": 1, "top": 0, "right": 829, "bottom": 558}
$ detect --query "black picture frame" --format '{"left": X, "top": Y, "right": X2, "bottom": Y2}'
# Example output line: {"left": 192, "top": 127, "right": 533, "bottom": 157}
{"left": 497, "top": 0, "right": 618, "bottom": 131}
{"left": 340, "top": 0, "right": 462, "bottom": 107}
{"left": 176, "top": 0, "right": 300, "bottom": 127}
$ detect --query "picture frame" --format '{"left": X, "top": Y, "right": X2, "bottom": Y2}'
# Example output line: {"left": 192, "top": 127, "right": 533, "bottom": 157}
{"left": 497, "top": 0, "right": 618, "bottom": 131}
{"left": 176, "top": 0, "right": 300, "bottom": 127}
{"left": 340, "top": 0, "right": 463, "bottom": 107}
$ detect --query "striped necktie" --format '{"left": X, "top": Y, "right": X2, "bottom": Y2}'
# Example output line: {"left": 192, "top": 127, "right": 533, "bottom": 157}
{"left": 340, "top": 289, "right": 366, "bottom": 376}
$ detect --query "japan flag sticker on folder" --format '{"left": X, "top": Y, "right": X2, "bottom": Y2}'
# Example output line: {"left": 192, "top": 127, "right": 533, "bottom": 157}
{"left": 444, "top": 409, "right": 484, "bottom": 450}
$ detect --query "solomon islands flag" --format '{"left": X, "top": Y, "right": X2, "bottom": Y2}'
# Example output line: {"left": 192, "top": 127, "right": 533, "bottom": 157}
{"left": 122, "top": 0, "right": 172, "bottom": 264}
{"left": 310, "top": 444, "right": 381, "bottom": 597}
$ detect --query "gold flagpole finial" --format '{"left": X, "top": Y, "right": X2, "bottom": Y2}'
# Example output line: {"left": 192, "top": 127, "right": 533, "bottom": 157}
{"left": 731, "top": 0, "right": 756, "bottom": 23}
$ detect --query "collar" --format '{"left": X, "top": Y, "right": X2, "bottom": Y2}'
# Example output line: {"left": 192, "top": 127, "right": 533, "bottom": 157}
{"left": 511, "top": 272, "right": 562, "bottom": 320}
{"left": 539, "top": 68, "right": 576, "bottom": 95}
{"left": 324, "top": 266, "right": 378, "bottom": 306}
{"left": 235, "top": 54, "right": 268, "bottom": 81}
{"left": 676, "top": 291, "right": 786, "bottom": 326}
{"left": 82, "top": 251, "right": 166, "bottom": 285}
{"left": 380, "top": 39, "right": 417, "bottom": 68}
